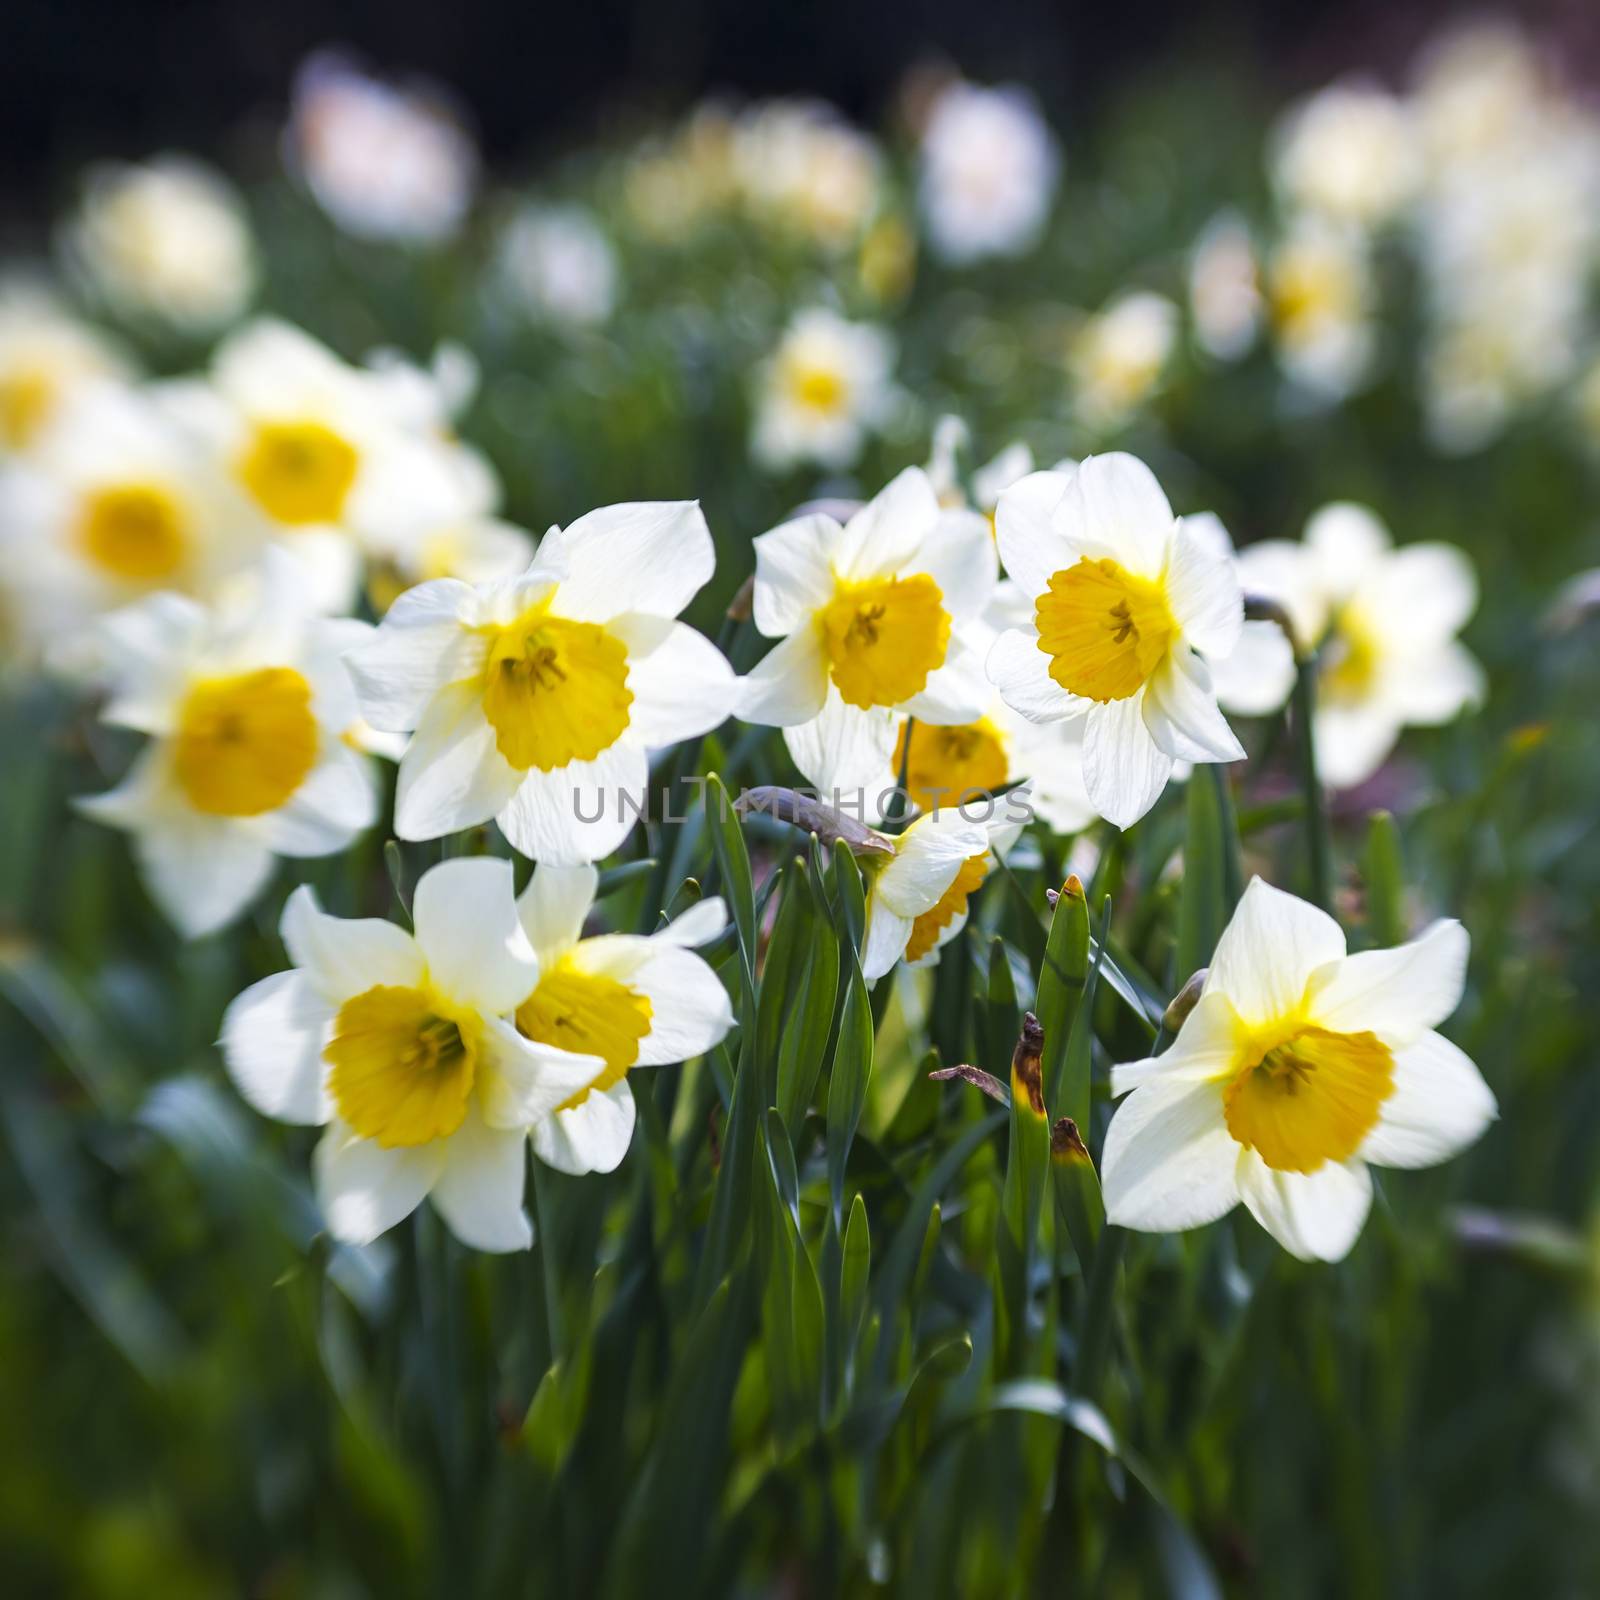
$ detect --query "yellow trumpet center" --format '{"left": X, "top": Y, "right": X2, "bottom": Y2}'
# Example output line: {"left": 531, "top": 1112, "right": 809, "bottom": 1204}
{"left": 78, "top": 481, "right": 189, "bottom": 582}
{"left": 1035, "top": 556, "right": 1175, "bottom": 702}
{"left": 1223, "top": 1022, "right": 1395, "bottom": 1174}
{"left": 905, "top": 851, "right": 990, "bottom": 964}
{"left": 1319, "top": 609, "right": 1382, "bottom": 706}
{"left": 325, "top": 985, "right": 481, "bottom": 1148}
{"left": 0, "top": 366, "right": 56, "bottom": 449}
{"left": 515, "top": 964, "right": 654, "bottom": 1112}
{"left": 821, "top": 573, "right": 950, "bottom": 710}
{"left": 892, "top": 718, "right": 1008, "bottom": 812}
{"left": 480, "top": 605, "right": 633, "bottom": 772}
{"left": 172, "top": 667, "right": 319, "bottom": 816}
{"left": 238, "top": 419, "right": 360, "bottom": 525}
{"left": 784, "top": 359, "right": 848, "bottom": 415}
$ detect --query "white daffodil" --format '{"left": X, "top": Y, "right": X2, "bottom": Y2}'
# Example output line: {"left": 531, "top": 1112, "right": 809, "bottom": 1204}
{"left": 1189, "top": 212, "right": 1262, "bottom": 362}
{"left": 751, "top": 307, "right": 895, "bottom": 473}
{"left": 0, "top": 380, "right": 260, "bottom": 665}
{"left": 64, "top": 157, "right": 257, "bottom": 333}
{"left": 76, "top": 551, "right": 379, "bottom": 937}
{"left": 1227, "top": 503, "right": 1482, "bottom": 788}
{"left": 1071, "top": 292, "right": 1179, "bottom": 432}
{"left": 861, "top": 807, "right": 991, "bottom": 981}
{"left": 925, "top": 416, "right": 1035, "bottom": 528}
{"left": 495, "top": 204, "right": 619, "bottom": 328}
{"left": 514, "top": 867, "right": 734, "bottom": 1175}
{"left": 1271, "top": 82, "right": 1421, "bottom": 231}
{"left": 739, "top": 466, "right": 998, "bottom": 811}
{"left": 1102, "top": 878, "right": 1496, "bottom": 1262}
{"left": 733, "top": 101, "right": 882, "bottom": 252}
{"left": 903, "top": 787, "right": 1032, "bottom": 969}
{"left": 220, "top": 857, "right": 604, "bottom": 1250}
{"left": 989, "top": 454, "right": 1245, "bottom": 829}
{"left": 0, "top": 286, "right": 130, "bottom": 458}
{"left": 286, "top": 51, "right": 478, "bottom": 244}
{"left": 918, "top": 81, "right": 1059, "bottom": 265}
{"left": 347, "top": 501, "right": 735, "bottom": 864}
{"left": 1267, "top": 219, "right": 1375, "bottom": 401}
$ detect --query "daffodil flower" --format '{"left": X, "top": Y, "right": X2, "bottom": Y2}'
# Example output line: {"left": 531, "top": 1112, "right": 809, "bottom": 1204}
{"left": 76, "top": 551, "right": 378, "bottom": 937}
{"left": 988, "top": 452, "right": 1245, "bottom": 829}
{"left": 1101, "top": 878, "right": 1496, "bottom": 1262}
{"left": 514, "top": 866, "right": 734, "bottom": 1174}
{"left": 903, "top": 786, "right": 1031, "bottom": 968}
{"left": 347, "top": 500, "right": 736, "bottom": 864}
{"left": 0, "top": 287, "right": 130, "bottom": 458}
{"left": 740, "top": 466, "right": 998, "bottom": 810}
{"left": 860, "top": 807, "right": 991, "bottom": 980}
{"left": 221, "top": 857, "right": 602, "bottom": 1250}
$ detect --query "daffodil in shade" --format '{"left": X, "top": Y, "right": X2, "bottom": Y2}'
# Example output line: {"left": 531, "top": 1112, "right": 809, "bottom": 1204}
{"left": 903, "top": 787, "right": 1031, "bottom": 968}
{"left": 219, "top": 858, "right": 603, "bottom": 1250}
{"left": 988, "top": 453, "right": 1245, "bottom": 829}
{"left": 739, "top": 467, "right": 998, "bottom": 813}
{"left": 513, "top": 867, "right": 734, "bottom": 1174}
{"left": 1101, "top": 878, "right": 1496, "bottom": 1262}
{"left": 347, "top": 501, "right": 736, "bottom": 864}
{"left": 860, "top": 808, "right": 991, "bottom": 981}
{"left": 1228, "top": 502, "right": 1483, "bottom": 787}
{"left": 76, "top": 551, "right": 378, "bottom": 937}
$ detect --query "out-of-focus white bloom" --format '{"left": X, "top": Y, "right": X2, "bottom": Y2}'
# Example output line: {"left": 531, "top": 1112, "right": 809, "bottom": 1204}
{"left": 0, "top": 288, "right": 131, "bottom": 457}
{"left": 220, "top": 856, "right": 605, "bottom": 1250}
{"left": 1229, "top": 502, "right": 1483, "bottom": 787}
{"left": 1189, "top": 212, "right": 1262, "bottom": 362}
{"left": 989, "top": 453, "right": 1244, "bottom": 829}
{"left": 740, "top": 468, "right": 997, "bottom": 811}
{"left": 1411, "top": 21, "right": 1547, "bottom": 170}
{"left": 363, "top": 343, "right": 480, "bottom": 435}
{"left": 1071, "top": 292, "right": 1178, "bottom": 431}
{"left": 925, "top": 415, "right": 1034, "bottom": 524}
{"left": 623, "top": 106, "right": 740, "bottom": 241}
{"left": 861, "top": 807, "right": 990, "bottom": 980}
{"left": 348, "top": 501, "right": 735, "bottom": 864}
{"left": 734, "top": 101, "right": 882, "bottom": 251}
{"left": 65, "top": 158, "right": 256, "bottom": 332}
{"left": 286, "top": 51, "right": 478, "bottom": 244}
{"left": 751, "top": 307, "right": 895, "bottom": 472}
{"left": 918, "top": 81, "right": 1059, "bottom": 264}
{"left": 515, "top": 868, "right": 733, "bottom": 1175}
{"left": 1272, "top": 82, "right": 1421, "bottom": 230}
{"left": 0, "top": 380, "right": 259, "bottom": 662}
{"left": 76, "top": 550, "right": 378, "bottom": 936}
{"left": 1102, "top": 878, "right": 1495, "bottom": 1261}
{"left": 495, "top": 204, "right": 619, "bottom": 328}
{"left": 1266, "top": 219, "right": 1374, "bottom": 400}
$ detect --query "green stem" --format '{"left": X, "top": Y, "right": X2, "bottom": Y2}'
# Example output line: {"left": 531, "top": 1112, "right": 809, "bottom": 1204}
{"left": 1294, "top": 651, "right": 1333, "bottom": 910}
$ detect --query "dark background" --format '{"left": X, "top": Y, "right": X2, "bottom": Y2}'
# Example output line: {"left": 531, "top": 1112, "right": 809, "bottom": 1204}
{"left": 6, "top": 0, "right": 1597, "bottom": 226}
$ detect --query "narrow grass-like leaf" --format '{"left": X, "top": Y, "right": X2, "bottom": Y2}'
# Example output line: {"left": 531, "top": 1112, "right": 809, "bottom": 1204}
{"left": 1176, "top": 763, "right": 1226, "bottom": 984}
{"left": 1036, "top": 876, "right": 1090, "bottom": 1122}
{"left": 1362, "top": 810, "right": 1407, "bottom": 948}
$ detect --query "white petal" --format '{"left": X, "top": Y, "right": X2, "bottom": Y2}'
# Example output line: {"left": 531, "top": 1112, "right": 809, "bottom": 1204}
{"left": 903, "top": 630, "right": 990, "bottom": 723}
{"left": 1111, "top": 992, "right": 1243, "bottom": 1093}
{"left": 655, "top": 896, "right": 727, "bottom": 948}
{"left": 875, "top": 809, "right": 987, "bottom": 917}
{"left": 835, "top": 466, "right": 941, "bottom": 581}
{"left": 1100, "top": 1076, "right": 1242, "bottom": 1233}
{"left": 394, "top": 683, "right": 522, "bottom": 841}
{"left": 920, "top": 507, "right": 999, "bottom": 621}
{"left": 1081, "top": 696, "right": 1176, "bottom": 829}
{"left": 260, "top": 744, "right": 378, "bottom": 856}
{"left": 1059, "top": 453, "right": 1174, "bottom": 579}
{"left": 430, "top": 1111, "right": 532, "bottom": 1251}
{"left": 542, "top": 501, "right": 713, "bottom": 621}
{"left": 752, "top": 512, "right": 839, "bottom": 636}
{"left": 1366, "top": 542, "right": 1476, "bottom": 642}
{"left": 412, "top": 857, "right": 540, "bottom": 1015}
{"left": 739, "top": 625, "right": 830, "bottom": 727}
{"left": 1387, "top": 641, "right": 1484, "bottom": 726}
{"left": 517, "top": 864, "right": 599, "bottom": 966}
{"left": 219, "top": 971, "right": 333, "bottom": 1125}
{"left": 313, "top": 1124, "right": 442, "bottom": 1246}
{"left": 138, "top": 818, "right": 276, "bottom": 939}
{"left": 995, "top": 469, "right": 1075, "bottom": 598}
{"left": 625, "top": 621, "right": 737, "bottom": 748}
{"left": 986, "top": 627, "right": 1075, "bottom": 724}
{"left": 1304, "top": 502, "right": 1391, "bottom": 599}
{"left": 1237, "top": 1153, "right": 1373, "bottom": 1262}
{"left": 280, "top": 883, "right": 424, "bottom": 1005}
{"left": 1164, "top": 520, "right": 1243, "bottom": 659}
{"left": 1142, "top": 649, "right": 1245, "bottom": 765}
{"left": 783, "top": 691, "right": 899, "bottom": 806}
{"left": 1207, "top": 877, "right": 1345, "bottom": 1028}
{"left": 1359, "top": 1031, "right": 1496, "bottom": 1170}
{"left": 1313, "top": 703, "right": 1399, "bottom": 789}
{"left": 530, "top": 1081, "right": 637, "bottom": 1176}
{"left": 479, "top": 1018, "right": 606, "bottom": 1127}
{"left": 1307, "top": 920, "right": 1468, "bottom": 1044}
{"left": 345, "top": 580, "right": 482, "bottom": 732}
{"left": 629, "top": 946, "right": 736, "bottom": 1065}
{"left": 1210, "top": 620, "right": 1296, "bottom": 717}
{"left": 1010, "top": 718, "right": 1097, "bottom": 835}
{"left": 495, "top": 739, "right": 648, "bottom": 865}
{"left": 861, "top": 900, "right": 914, "bottom": 982}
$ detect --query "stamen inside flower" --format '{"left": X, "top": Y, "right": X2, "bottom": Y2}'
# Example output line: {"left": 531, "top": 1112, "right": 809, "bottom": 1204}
{"left": 172, "top": 667, "right": 318, "bottom": 816}
{"left": 892, "top": 718, "right": 1008, "bottom": 812}
{"left": 78, "top": 481, "right": 189, "bottom": 581}
{"left": 784, "top": 360, "right": 847, "bottom": 415}
{"left": 905, "top": 851, "right": 989, "bottom": 964}
{"left": 237, "top": 419, "right": 360, "bottom": 525}
{"left": 326, "top": 985, "right": 480, "bottom": 1147}
{"left": 1223, "top": 1022, "right": 1395, "bottom": 1173}
{"left": 1319, "top": 609, "right": 1382, "bottom": 705}
{"left": 515, "top": 964, "right": 654, "bottom": 1111}
{"left": 820, "top": 573, "right": 950, "bottom": 710}
{"left": 1035, "top": 556, "right": 1175, "bottom": 702}
{"left": 480, "top": 605, "right": 632, "bottom": 771}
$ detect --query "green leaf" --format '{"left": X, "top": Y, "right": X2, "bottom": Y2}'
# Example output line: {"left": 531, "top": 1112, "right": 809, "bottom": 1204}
{"left": 1176, "top": 764, "right": 1228, "bottom": 983}
{"left": 758, "top": 1110, "right": 826, "bottom": 1444}
{"left": 775, "top": 865, "right": 841, "bottom": 1130}
{"left": 1036, "top": 875, "right": 1090, "bottom": 1122}
{"left": 1362, "top": 810, "right": 1407, "bottom": 948}
{"left": 840, "top": 1192, "right": 871, "bottom": 1356}
{"left": 704, "top": 772, "right": 756, "bottom": 1015}
{"left": 824, "top": 941, "right": 873, "bottom": 1227}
